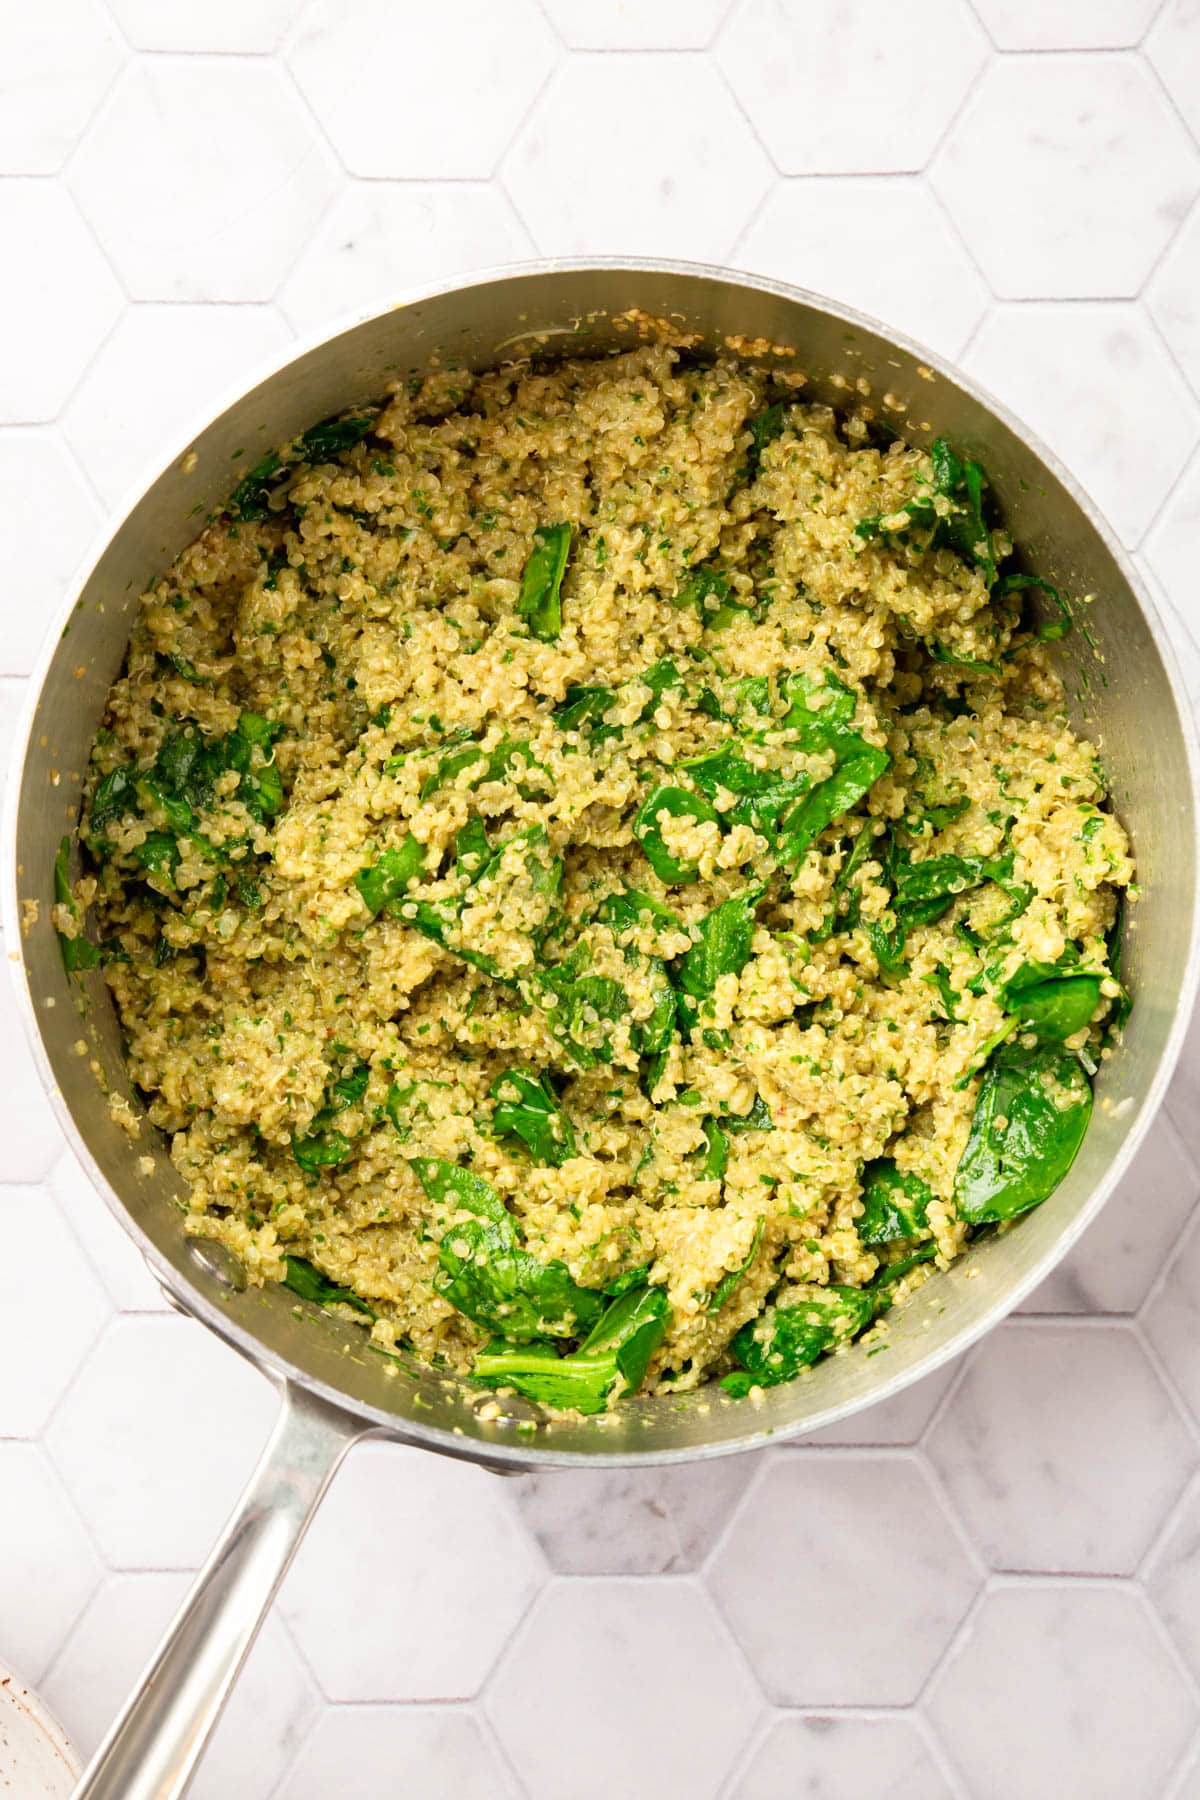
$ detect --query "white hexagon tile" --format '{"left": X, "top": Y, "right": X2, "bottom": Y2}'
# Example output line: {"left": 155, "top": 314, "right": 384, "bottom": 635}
{"left": 69, "top": 60, "right": 338, "bottom": 302}
{"left": 717, "top": 0, "right": 987, "bottom": 173}
{"left": 926, "top": 1584, "right": 1197, "bottom": 1799}
{"left": 62, "top": 304, "right": 292, "bottom": 508}
{"left": 930, "top": 55, "right": 1198, "bottom": 298}
{"left": 501, "top": 55, "right": 772, "bottom": 258}
{"left": 4, "top": 5, "right": 1200, "bottom": 1798}
{"left": 709, "top": 1455, "right": 981, "bottom": 1708}
{"left": 287, "top": 0, "right": 559, "bottom": 179}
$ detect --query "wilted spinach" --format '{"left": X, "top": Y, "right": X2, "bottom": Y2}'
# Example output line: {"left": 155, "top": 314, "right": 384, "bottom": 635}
{"left": 419, "top": 733, "right": 547, "bottom": 802}
{"left": 54, "top": 837, "right": 100, "bottom": 973}
{"left": 1012, "top": 973, "right": 1101, "bottom": 1042}
{"left": 230, "top": 412, "right": 376, "bottom": 521}
{"left": 490, "top": 1068, "right": 576, "bottom": 1166}
{"left": 553, "top": 658, "right": 682, "bottom": 745}
{"left": 996, "top": 572, "right": 1073, "bottom": 642}
{"left": 722, "top": 1284, "right": 875, "bottom": 1395}
{"left": 87, "top": 714, "right": 283, "bottom": 856}
{"left": 354, "top": 835, "right": 427, "bottom": 916}
{"left": 857, "top": 1160, "right": 933, "bottom": 1247}
{"left": 954, "top": 1043, "right": 1092, "bottom": 1223}
{"left": 708, "top": 1218, "right": 765, "bottom": 1312}
{"left": 292, "top": 1060, "right": 369, "bottom": 1173}
{"left": 282, "top": 1254, "right": 374, "bottom": 1316}
{"left": 892, "top": 850, "right": 1013, "bottom": 927}
{"left": 743, "top": 399, "right": 788, "bottom": 482}
{"left": 532, "top": 961, "right": 630, "bottom": 1070}
{"left": 412, "top": 1155, "right": 603, "bottom": 1338}
{"left": 674, "top": 886, "right": 763, "bottom": 1039}
{"left": 408, "top": 824, "right": 562, "bottom": 982}
{"left": 674, "top": 566, "right": 755, "bottom": 631}
{"left": 633, "top": 783, "right": 721, "bottom": 885}
{"left": 682, "top": 743, "right": 811, "bottom": 838}
{"left": 516, "top": 522, "right": 572, "bottom": 640}
{"left": 472, "top": 1283, "right": 670, "bottom": 1413}
{"left": 778, "top": 745, "right": 891, "bottom": 868}
{"left": 856, "top": 437, "right": 998, "bottom": 586}
{"left": 597, "top": 890, "right": 678, "bottom": 1061}
{"left": 299, "top": 413, "right": 376, "bottom": 462}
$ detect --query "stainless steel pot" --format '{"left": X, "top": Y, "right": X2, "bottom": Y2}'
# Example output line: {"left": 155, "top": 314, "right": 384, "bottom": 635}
{"left": 8, "top": 259, "right": 1198, "bottom": 1798}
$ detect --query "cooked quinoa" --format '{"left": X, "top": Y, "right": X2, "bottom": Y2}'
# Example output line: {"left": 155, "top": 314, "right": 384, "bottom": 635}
{"left": 66, "top": 344, "right": 1134, "bottom": 1411}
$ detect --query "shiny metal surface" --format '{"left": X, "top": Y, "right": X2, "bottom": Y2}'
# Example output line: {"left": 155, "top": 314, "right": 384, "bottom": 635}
{"left": 9, "top": 258, "right": 1198, "bottom": 1463}
{"left": 7, "top": 258, "right": 1199, "bottom": 1792}
{"left": 71, "top": 1384, "right": 363, "bottom": 1800}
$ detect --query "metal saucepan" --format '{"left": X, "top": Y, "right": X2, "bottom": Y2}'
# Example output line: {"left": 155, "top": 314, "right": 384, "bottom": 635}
{"left": 8, "top": 260, "right": 1198, "bottom": 1798}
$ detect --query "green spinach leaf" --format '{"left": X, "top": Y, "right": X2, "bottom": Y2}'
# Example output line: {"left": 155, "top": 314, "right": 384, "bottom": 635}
{"left": 300, "top": 412, "right": 375, "bottom": 462}
{"left": 282, "top": 1254, "right": 374, "bottom": 1316}
{"left": 409, "top": 899, "right": 506, "bottom": 981}
{"left": 88, "top": 767, "right": 136, "bottom": 835}
{"left": 532, "top": 966, "right": 630, "bottom": 1069}
{"left": 864, "top": 917, "right": 909, "bottom": 983}
{"left": 384, "top": 1080, "right": 416, "bottom": 1141}
{"left": 722, "top": 1284, "right": 875, "bottom": 1394}
{"left": 229, "top": 414, "right": 373, "bottom": 519}
{"left": 633, "top": 784, "right": 721, "bottom": 885}
{"left": 454, "top": 817, "right": 491, "bottom": 880}
{"left": 291, "top": 1128, "right": 353, "bottom": 1173}
{"left": 553, "top": 658, "right": 682, "bottom": 744}
{"left": 92, "top": 713, "right": 283, "bottom": 848}
{"left": 553, "top": 683, "right": 616, "bottom": 736}
{"left": 996, "top": 572, "right": 1073, "bottom": 642}
{"left": 674, "top": 886, "right": 763, "bottom": 1038}
{"left": 857, "top": 1160, "right": 933, "bottom": 1247}
{"left": 709, "top": 1218, "right": 765, "bottom": 1311}
{"left": 420, "top": 734, "right": 547, "bottom": 801}
{"left": 699, "top": 1114, "right": 730, "bottom": 1183}
{"left": 674, "top": 566, "right": 754, "bottom": 630}
{"left": 778, "top": 742, "right": 890, "bottom": 866}
{"left": 408, "top": 824, "right": 561, "bottom": 982}
{"left": 856, "top": 437, "right": 998, "bottom": 586}
{"left": 292, "top": 1059, "right": 370, "bottom": 1172}
{"left": 723, "top": 1094, "right": 774, "bottom": 1135}
{"left": 925, "top": 639, "right": 1000, "bottom": 676}
{"left": 606, "top": 1262, "right": 653, "bottom": 1298}
{"left": 893, "top": 850, "right": 1012, "bottom": 926}
{"left": 491, "top": 1067, "right": 576, "bottom": 1166}
{"left": 517, "top": 522, "right": 572, "bottom": 641}
{"left": 419, "top": 731, "right": 487, "bottom": 797}
{"left": 134, "top": 831, "right": 180, "bottom": 886}
{"left": 777, "top": 671, "right": 857, "bottom": 747}
{"left": 472, "top": 1284, "right": 670, "bottom": 1413}
{"left": 1012, "top": 973, "right": 1101, "bottom": 1042}
{"left": 683, "top": 742, "right": 811, "bottom": 836}
{"left": 355, "top": 835, "right": 426, "bottom": 915}
{"left": 412, "top": 1155, "right": 604, "bottom": 1338}
{"left": 594, "top": 890, "right": 679, "bottom": 1063}
{"left": 598, "top": 887, "right": 683, "bottom": 940}
{"left": 53, "top": 837, "right": 100, "bottom": 973}
{"left": 869, "top": 1241, "right": 938, "bottom": 1312}
{"left": 230, "top": 450, "right": 284, "bottom": 522}
{"left": 1106, "top": 894, "right": 1132, "bottom": 1035}
{"left": 954, "top": 1044, "right": 1092, "bottom": 1224}
{"left": 744, "top": 400, "right": 787, "bottom": 481}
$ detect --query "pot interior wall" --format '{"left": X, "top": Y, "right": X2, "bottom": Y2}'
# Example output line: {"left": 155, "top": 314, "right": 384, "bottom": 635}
{"left": 12, "top": 264, "right": 1195, "bottom": 1463}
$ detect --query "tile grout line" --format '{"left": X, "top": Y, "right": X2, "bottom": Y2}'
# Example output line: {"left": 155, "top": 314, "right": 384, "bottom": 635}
{"left": 9, "top": 12, "right": 1200, "bottom": 1796}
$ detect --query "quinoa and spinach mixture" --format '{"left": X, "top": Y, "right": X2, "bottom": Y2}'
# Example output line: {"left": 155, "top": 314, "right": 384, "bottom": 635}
{"left": 59, "top": 344, "right": 1134, "bottom": 1414}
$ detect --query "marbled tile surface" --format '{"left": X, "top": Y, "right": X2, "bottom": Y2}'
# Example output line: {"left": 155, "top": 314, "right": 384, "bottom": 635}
{"left": 4, "top": 3, "right": 1200, "bottom": 1794}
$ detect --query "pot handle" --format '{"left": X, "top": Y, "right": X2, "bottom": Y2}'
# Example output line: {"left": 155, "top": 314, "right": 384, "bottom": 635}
{"left": 72, "top": 1379, "right": 367, "bottom": 1800}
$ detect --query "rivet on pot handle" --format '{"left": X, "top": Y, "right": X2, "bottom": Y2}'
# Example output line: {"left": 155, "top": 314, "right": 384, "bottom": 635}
{"left": 72, "top": 1380, "right": 368, "bottom": 1800}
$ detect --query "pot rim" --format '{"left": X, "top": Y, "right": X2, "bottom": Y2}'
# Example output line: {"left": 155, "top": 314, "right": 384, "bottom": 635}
{"left": 8, "top": 254, "right": 1199, "bottom": 1467}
